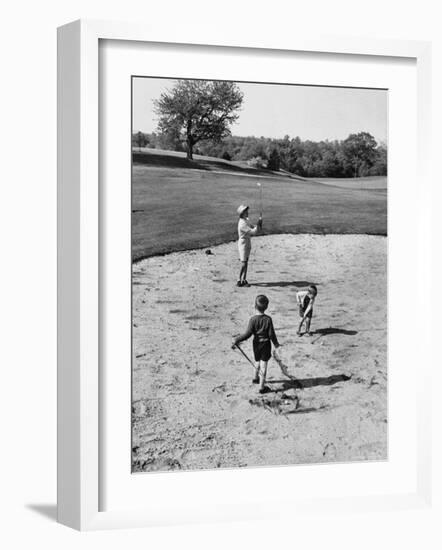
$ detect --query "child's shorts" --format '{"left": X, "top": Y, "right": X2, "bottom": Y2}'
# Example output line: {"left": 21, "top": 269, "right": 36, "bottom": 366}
{"left": 253, "top": 340, "right": 272, "bottom": 362}
{"left": 299, "top": 305, "right": 313, "bottom": 319}
{"left": 238, "top": 241, "right": 251, "bottom": 262}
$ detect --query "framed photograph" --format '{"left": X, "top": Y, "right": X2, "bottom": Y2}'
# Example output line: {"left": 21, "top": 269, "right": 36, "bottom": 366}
{"left": 57, "top": 20, "right": 432, "bottom": 530}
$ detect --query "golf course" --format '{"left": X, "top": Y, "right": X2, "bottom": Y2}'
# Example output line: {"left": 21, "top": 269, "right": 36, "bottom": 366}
{"left": 132, "top": 149, "right": 387, "bottom": 261}
{"left": 131, "top": 148, "right": 388, "bottom": 472}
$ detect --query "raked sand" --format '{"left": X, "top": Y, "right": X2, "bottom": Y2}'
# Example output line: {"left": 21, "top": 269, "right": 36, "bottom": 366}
{"left": 132, "top": 234, "right": 387, "bottom": 472}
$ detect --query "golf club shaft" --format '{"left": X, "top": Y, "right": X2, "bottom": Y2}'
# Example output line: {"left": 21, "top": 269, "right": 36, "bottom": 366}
{"left": 257, "top": 181, "right": 263, "bottom": 218}
{"left": 235, "top": 344, "right": 258, "bottom": 371}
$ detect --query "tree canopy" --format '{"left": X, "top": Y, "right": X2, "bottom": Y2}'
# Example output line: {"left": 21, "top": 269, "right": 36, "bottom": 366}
{"left": 135, "top": 130, "right": 387, "bottom": 178}
{"left": 342, "top": 132, "right": 378, "bottom": 177}
{"left": 132, "top": 131, "right": 147, "bottom": 151}
{"left": 153, "top": 80, "right": 244, "bottom": 159}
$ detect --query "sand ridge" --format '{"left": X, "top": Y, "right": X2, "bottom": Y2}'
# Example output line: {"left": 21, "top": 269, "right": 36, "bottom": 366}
{"left": 132, "top": 234, "right": 387, "bottom": 472}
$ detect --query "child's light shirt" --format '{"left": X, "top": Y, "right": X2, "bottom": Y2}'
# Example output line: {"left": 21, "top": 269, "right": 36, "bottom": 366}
{"left": 297, "top": 290, "right": 315, "bottom": 309}
{"left": 237, "top": 218, "right": 258, "bottom": 245}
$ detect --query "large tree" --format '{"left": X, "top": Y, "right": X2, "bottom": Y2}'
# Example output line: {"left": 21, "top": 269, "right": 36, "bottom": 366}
{"left": 153, "top": 80, "right": 244, "bottom": 160}
{"left": 133, "top": 131, "right": 147, "bottom": 151}
{"left": 342, "top": 132, "right": 378, "bottom": 177}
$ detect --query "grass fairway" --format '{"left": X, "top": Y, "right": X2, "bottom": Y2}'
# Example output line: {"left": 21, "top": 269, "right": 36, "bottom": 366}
{"left": 308, "top": 176, "right": 387, "bottom": 190}
{"left": 132, "top": 149, "right": 387, "bottom": 260}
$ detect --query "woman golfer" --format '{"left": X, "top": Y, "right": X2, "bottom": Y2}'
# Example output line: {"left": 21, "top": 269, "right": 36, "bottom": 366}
{"left": 236, "top": 204, "right": 262, "bottom": 287}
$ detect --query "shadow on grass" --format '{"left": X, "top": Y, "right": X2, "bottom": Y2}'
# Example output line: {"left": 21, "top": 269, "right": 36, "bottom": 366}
{"left": 269, "top": 373, "right": 351, "bottom": 391}
{"left": 251, "top": 280, "right": 318, "bottom": 288}
{"left": 133, "top": 151, "right": 209, "bottom": 170}
{"left": 132, "top": 150, "right": 275, "bottom": 176}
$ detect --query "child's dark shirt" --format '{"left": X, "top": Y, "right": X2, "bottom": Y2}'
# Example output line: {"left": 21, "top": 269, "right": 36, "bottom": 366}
{"left": 234, "top": 314, "right": 279, "bottom": 346}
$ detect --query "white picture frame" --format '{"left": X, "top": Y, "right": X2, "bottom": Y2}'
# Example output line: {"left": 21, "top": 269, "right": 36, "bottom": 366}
{"left": 57, "top": 19, "right": 432, "bottom": 531}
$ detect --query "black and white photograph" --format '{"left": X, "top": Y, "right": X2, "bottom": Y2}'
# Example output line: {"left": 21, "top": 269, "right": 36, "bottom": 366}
{"left": 5, "top": 0, "right": 439, "bottom": 542}
{"left": 131, "top": 77, "right": 388, "bottom": 473}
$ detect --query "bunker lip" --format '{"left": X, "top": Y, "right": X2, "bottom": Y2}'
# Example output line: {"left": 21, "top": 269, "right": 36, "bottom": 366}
{"left": 132, "top": 231, "right": 387, "bottom": 264}
{"left": 132, "top": 234, "right": 388, "bottom": 472}
{"left": 132, "top": 157, "right": 387, "bottom": 262}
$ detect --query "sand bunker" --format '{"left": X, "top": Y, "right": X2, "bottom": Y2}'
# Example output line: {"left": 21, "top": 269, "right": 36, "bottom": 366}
{"left": 132, "top": 234, "right": 387, "bottom": 472}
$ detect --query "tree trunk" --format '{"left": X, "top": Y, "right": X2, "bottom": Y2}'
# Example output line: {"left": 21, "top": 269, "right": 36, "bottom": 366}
{"left": 186, "top": 121, "right": 193, "bottom": 160}
{"left": 186, "top": 138, "right": 193, "bottom": 160}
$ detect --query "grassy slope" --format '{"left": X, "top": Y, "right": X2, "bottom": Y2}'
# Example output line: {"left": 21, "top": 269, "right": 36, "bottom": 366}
{"left": 309, "top": 176, "right": 387, "bottom": 190}
{"left": 132, "top": 149, "right": 387, "bottom": 260}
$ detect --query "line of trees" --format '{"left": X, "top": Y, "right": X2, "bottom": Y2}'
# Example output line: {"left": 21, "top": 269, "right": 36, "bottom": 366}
{"left": 133, "top": 79, "right": 386, "bottom": 178}
{"left": 133, "top": 131, "right": 387, "bottom": 178}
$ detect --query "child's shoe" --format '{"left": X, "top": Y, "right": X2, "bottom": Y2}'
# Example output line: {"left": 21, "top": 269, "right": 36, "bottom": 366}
{"left": 259, "top": 386, "right": 271, "bottom": 394}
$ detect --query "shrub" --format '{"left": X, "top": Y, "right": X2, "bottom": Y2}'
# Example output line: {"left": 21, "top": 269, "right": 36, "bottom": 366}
{"left": 267, "top": 148, "right": 281, "bottom": 171}
{"left": 247, "top": 156, "right": 266, "bottom": 169}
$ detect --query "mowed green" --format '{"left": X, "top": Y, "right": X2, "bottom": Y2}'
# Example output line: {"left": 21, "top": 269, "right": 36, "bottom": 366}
{"left": 132, "top": 150, "right": 387, "bottom": 260}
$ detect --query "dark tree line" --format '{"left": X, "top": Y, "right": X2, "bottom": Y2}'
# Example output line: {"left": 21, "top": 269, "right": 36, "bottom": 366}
{"left": 135, "top": 79, "right": 386, "bottom": 177}
{"left": 133, "top": 130, "right": 387, "bottom": 178}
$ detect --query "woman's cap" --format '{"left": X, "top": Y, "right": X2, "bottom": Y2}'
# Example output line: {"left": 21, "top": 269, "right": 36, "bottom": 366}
{"left": 237, "top": 204, "right": 249, "bottom": 216}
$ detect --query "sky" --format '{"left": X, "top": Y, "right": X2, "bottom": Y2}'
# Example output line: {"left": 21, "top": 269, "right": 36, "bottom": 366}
{"left": 132, "top": 77, "right": 387, "bottom": 143}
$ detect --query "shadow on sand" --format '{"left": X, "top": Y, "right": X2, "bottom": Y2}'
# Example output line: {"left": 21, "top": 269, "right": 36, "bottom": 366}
{"left": 314, "top": 327, "right": 358, "bottom": 336}
{"left": 252, "top": 280, "right": 317, "bottom": 288}
{"left": 284, "top": 406, "right": 328, "bottom": 415}
{"left": 269, "top": 373, "right": 351, "bottom": 391}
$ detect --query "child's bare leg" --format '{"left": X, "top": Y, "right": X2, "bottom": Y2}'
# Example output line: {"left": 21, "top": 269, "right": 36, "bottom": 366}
{"left": 252, "top": 362, "right": 260, "bottom": 383}
{"left": 305, "top": 317, "right": 312, "bottom": 335}
{"left": 259, "top": 360, "right": 268, "bottom": 390}
{"left": 238, "top": 261, "right": 247, "bottom": 283}
{"left": 243, "top": 261, "right": 248, "bottom": 282}
{"left": 238, "top": 262, "right": 244, "bottom": 281}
